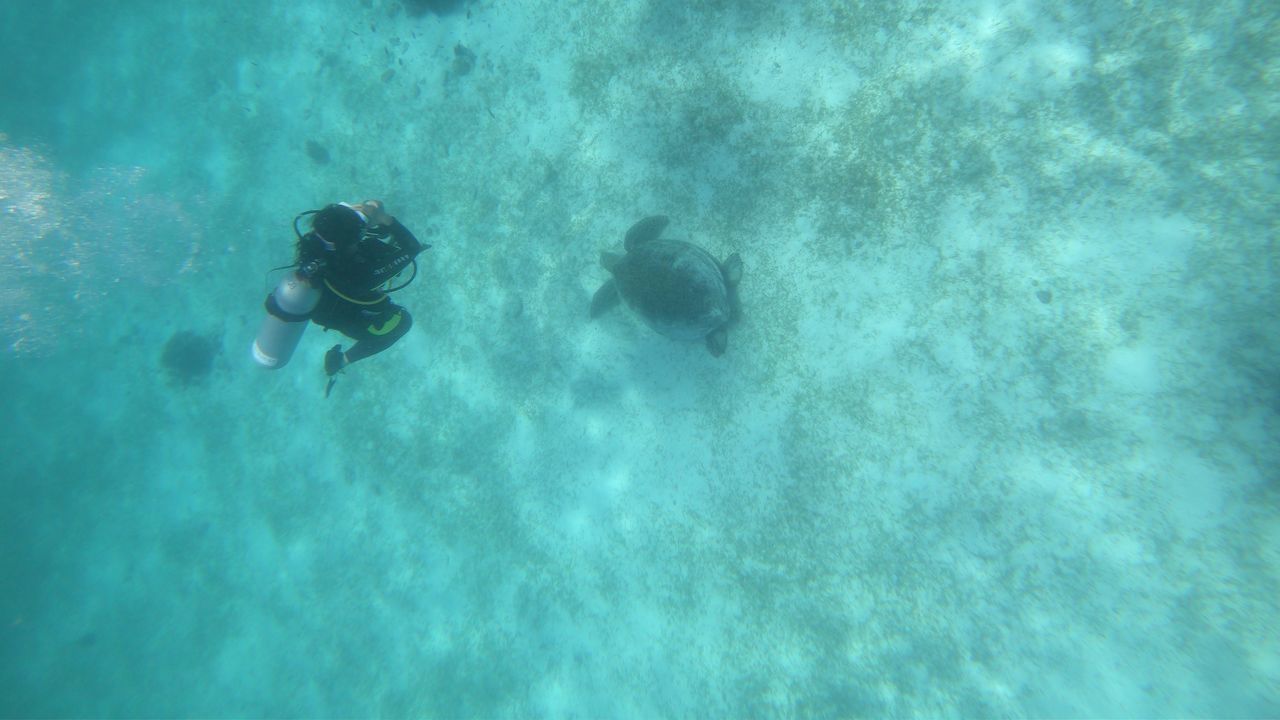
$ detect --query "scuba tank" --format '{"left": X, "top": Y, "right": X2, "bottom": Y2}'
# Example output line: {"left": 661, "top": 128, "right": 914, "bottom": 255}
{"left": 252, "top": 267, "right": 321, "bottom": 369}
{"left": 252, "top": 209, "right": 328, "bottom": 369}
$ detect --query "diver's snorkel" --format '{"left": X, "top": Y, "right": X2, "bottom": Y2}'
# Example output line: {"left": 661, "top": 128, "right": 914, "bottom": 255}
{"left": 293, "top": 208, "right": 320, "bottom": 239}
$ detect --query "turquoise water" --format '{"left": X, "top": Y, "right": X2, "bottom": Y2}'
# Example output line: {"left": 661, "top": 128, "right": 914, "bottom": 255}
{"left": 1, "top": 1, "right": 1277, "bottom": 716}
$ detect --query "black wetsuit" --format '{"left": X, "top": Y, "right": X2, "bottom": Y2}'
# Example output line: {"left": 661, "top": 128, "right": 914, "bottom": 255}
{"left": 299, "top": 219, "right": 426, "bottom": 364}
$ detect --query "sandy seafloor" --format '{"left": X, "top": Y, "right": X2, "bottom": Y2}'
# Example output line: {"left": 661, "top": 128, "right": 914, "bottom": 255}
{"left": 0, "top": 1, "right": 1277, "bottom": 717}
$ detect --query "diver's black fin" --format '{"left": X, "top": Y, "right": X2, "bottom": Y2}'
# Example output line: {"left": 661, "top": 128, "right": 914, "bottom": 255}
{"left": 325, "top": 376, "right": 338, "bottom": 398}
{"left": 590, "top": 279, "right": 620, "bottom": 319}
{"left": 624, "top": 215, "right": 668, "bottom": 251}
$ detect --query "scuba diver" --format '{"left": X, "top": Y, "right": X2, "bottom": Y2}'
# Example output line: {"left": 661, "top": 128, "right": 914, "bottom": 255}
{"left": 252, "top": 200, "right": 429, "bottom": 396}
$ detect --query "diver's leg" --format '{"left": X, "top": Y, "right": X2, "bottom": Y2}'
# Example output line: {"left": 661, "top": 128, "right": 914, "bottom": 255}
{"left": 342, "top": 305, "right": 413, "bottom": 365}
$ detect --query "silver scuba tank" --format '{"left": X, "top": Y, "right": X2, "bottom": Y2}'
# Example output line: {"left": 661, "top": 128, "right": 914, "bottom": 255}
{"left": 252, "top": 270, "right": 321, "bottom": 369}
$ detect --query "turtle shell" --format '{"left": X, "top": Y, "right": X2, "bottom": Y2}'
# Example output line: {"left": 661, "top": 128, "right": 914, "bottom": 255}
{"left": 610, "top": 239, "right": 731, "bottom": 341}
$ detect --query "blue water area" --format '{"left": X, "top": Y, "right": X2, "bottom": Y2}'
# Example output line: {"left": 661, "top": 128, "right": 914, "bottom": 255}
{"left": 1, "top": 1, "right": 1277, "bottom": 717}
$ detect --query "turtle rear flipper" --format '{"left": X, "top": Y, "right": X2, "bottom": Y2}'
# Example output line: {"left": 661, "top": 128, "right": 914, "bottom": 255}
{"left": 590, "top": 279, "right": 621, "bottom": 319}
{"left": 706, "top": 327, "right": 728, "bottom": 357}
{"left": 625, "top": 215, "right": 669, "bottom": 251}
{"left": 721, "top": 253, "right": 743, "bottom": 287}
{"left": 722, "top": 252, "right": 744, "bottom": 324}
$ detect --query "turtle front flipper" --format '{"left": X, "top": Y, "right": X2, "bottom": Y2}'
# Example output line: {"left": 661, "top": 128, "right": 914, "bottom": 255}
{"left": 624, "top": 215, "right": 669, "bottom": 251}
{"left": 706, "top": 327, "right": 728, "bottom": 357}
{"left": 590, "top": 279, "right": 621, "bottom": 319}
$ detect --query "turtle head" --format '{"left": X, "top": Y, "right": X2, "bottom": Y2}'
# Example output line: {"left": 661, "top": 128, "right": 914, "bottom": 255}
{"left": 600, "top": 251, "right": 625, "bottom": 272}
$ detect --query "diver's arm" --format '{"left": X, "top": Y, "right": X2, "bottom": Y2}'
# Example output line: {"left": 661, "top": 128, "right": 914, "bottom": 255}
{"left": 350, "top": 199, "right": 426, "bottom": 257}
{"left": 358, "top": 220, "right": 425, "bottom": 288}
{"left": 384, "top": 218, "right": 425, "bottom": 258}
{"left": 355, "top": 199, "right": 394, "bottom": 227}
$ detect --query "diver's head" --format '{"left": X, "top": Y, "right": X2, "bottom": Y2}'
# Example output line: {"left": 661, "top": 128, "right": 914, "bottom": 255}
{"left": 311, "top": 203, "right": 367, "bottom": 253}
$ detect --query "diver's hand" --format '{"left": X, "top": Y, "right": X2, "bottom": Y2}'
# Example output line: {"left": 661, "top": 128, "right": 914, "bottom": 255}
{"left": 356, "top": 199, "right": 394, "bottom": 227}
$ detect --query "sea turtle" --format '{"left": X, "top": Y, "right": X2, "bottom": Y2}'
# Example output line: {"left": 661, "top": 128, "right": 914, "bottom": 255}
{"left": 590, "top": 215, "right": 743, "bottom": 357}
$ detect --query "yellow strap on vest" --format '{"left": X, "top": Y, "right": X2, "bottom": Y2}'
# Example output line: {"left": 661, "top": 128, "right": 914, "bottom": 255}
{"left": 323, "top": 278, "right": 387, "bottom": 305}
